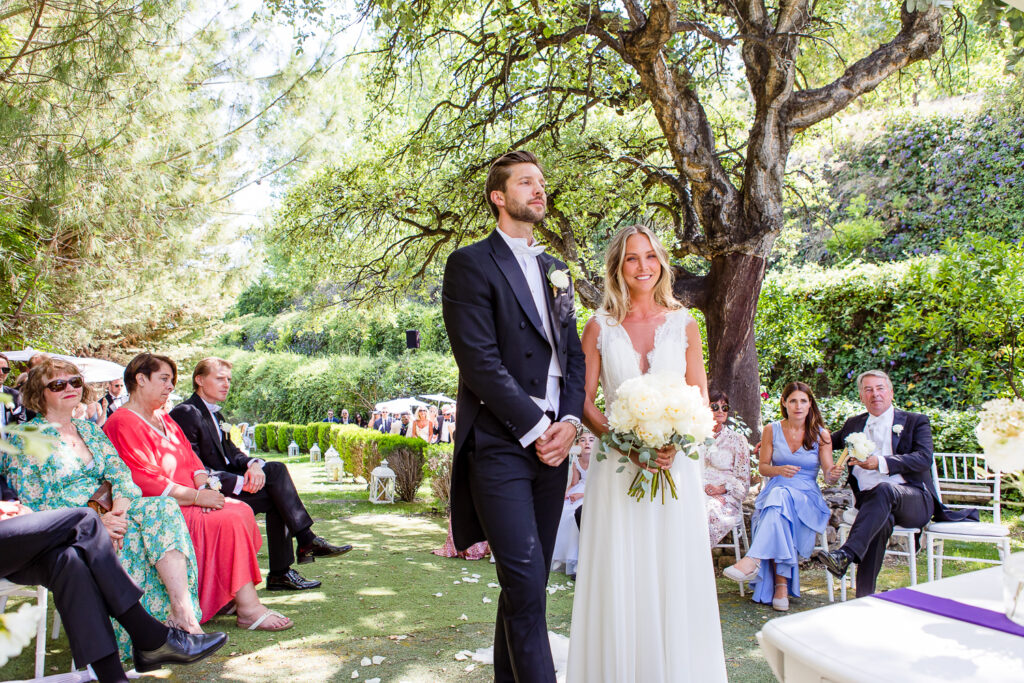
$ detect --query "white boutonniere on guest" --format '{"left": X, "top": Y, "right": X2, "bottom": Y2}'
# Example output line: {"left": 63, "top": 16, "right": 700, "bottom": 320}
{"left": 546, "top": 264, "right": 570, "bottom": 294}
{"left": 892, "top": 424, "right": 904, "bottom": 436}
{"left": 205, "top": 473, "right": 222, "bottom": 492}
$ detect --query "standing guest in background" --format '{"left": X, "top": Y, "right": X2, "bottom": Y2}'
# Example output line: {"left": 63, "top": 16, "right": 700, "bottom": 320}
{"left": 1, "top": 504, "right": 227, "bottom": 683}
{"left": 701, "top": 390, "right": 751, "bottom": 545}
{"left": 551, "top": 431, "right": 594, "bottom": 577}
{"left": 391, "top": 411, "right": 411, "bottom": 435}
{"left": 354, "top": 413, "right": 365, "bottom": 428}
{"left": 0, "top": 354, "right": 26, "bottom": 427}
{"left": 724, "top": 382, "right": 840, "bottom": 611}
{"left": 438, "top": 404, "right": 456, "bottom": 443}
{"left": 170, "top": 357, "right": 352, "bottom": 592}
{"left": 105, "top": 378, "right": 129, "bottom": 417}
{"left": 427, "top": 405, "right": 440, "bottom": 440}
{"left": 106, "top": 353, "right": 293, "bottom": 631}
{"left": 817, "top": 369, "right": 977, "bottom": 596}
{"left": 5, "top": 359, "right": 204, "bottom": 656}
{"left": 340, "top": 409, "right": 351, "bottom": 424}
{"left": 407, "top": 406, "right": 436, "bottom": 442}
{"left": 323, "top": 409, "right": 342, "bottom": 424}
{"left": 373, "top": 409, "right": 392, "bottom": 433}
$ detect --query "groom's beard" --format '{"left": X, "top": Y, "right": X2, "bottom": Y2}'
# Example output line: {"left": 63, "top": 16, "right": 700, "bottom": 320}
{"left": 505, "top": 195, "right": 546, "bottom": 224}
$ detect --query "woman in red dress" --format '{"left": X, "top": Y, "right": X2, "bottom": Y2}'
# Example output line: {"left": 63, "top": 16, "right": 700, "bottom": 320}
{"left": 105, "top": 353, "right": 293, "bottom": 631}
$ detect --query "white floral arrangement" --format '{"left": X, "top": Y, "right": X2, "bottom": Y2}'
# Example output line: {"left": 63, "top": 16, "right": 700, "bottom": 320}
{"left": 835, "top": 431, "right": 875, "bottom": 470}
{"left": 596, "top": 372, "right": 715, "bottom": 503}
{"left": 0, "top": 603, "right": 42, "bottom": 667}
{"left": 975, "top": 398, "right": 1024, "bottom": 472}
{"left": 206, "top": 474, "right": 222, "bottom": 492}
{"left": 546, "top": 264, "right": 570, "bottom": 292}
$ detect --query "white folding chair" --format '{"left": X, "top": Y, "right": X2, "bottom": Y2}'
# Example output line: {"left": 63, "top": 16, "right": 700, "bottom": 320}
{"left": 714, "top": 520, "right": 749, "bottom": 596}
{"left": 818, "top": 530, "right": 837, "bottom": 603}
{"left": 837, "top": 508, "right": 920, "bottom": 601}
{"left": 925, "top": 453, "right": 1010, "bottom": 581}
{"left": 0, "top": 579, "right": 49, "bottom": 679}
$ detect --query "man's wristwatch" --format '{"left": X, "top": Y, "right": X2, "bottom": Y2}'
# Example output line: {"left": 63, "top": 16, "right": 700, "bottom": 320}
{"left": 562, "top": 417, "right": 583, "bottom": 441}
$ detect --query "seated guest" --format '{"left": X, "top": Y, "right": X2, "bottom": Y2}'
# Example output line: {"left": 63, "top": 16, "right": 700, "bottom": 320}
{"left": 170, "top": 357, "right": 350, "bottom": 591}
{"left": 817, "top": 369, "right": 977, "bottom": 596}
{"left": 1, "top": 503, "right": 226, "bottom": 683}
{"left": 551, "top": 431, "right": 594, "bottom": 577}
{"left": 701, "top": 390, "right": 751, "bottom": 545}
{"left": 4, "top": 359, "right": 203, "bottom": 658}
{"left": 724, "top": 382, "right": 840, "bottom": 611}
{"left": 0, "top": 354, "right": 26, "bottom": 426}
{"left": 104, "top": 378, "right": 129, "bottom": 416}
{"left": 105, "top": 354, "right": 293, "bottom": 631}
{"left": 323, "top": 409, "right": 341, "bottom": 424}
{"left": 407, "top": 406, "right": 436, "bottom": 442}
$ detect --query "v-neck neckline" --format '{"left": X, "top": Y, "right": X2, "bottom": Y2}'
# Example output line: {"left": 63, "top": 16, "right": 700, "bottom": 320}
{"left": 128, "top": 409, "right": 168, "bottom": 440}
{"left": 619, "top": 310, "right": 672, "bottom": 375}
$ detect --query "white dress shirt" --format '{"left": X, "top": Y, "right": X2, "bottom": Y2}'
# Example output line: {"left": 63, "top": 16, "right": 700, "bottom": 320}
{"left": 201, "top": 397, "right": 261, "bottom": 495}
{"left": 496, "top": 229, "right": 577, "bottom": 447}
{"left": 852, "top": 405, "right": 906, "bottom": 491}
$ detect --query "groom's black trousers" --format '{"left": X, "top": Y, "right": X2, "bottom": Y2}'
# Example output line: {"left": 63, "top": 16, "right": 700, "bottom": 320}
{"left": 466, "top": 419, "right": 568, "bottom": 683}
{"left": 842, "top": 481, "right": 933, "bottom": 597}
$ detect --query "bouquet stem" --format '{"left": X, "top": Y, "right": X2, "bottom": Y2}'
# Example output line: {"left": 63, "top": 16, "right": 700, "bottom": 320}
{"left": 627, "top": 468, "right": 678, "bottom": 502}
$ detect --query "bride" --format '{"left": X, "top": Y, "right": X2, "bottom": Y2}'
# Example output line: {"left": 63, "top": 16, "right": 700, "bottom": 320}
{"left": 566, "top": 225, "right": 727, "bottom": 682}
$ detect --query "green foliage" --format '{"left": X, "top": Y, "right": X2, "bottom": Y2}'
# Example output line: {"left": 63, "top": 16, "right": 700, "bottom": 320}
{"left": 756, "top": 235, "right": 1023, "bottom": 407}
{"left": 825, "top": 195, "right": 889, "bottom": 259}
{"left": 254, "top": 424, "right": 267, "bottom": 451}
{"left": 317, "top": 423, "right": 331, "bottom": 451}
{"left": 277, "top": 424, "right": 296, "bottom": 453}
{"left": 232, "top": 276, "right": 295, "bottom": 317}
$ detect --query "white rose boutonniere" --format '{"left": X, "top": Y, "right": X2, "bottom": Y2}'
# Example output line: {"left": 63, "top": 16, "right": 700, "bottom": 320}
{"left": 892, "top": 424, "right": 904, "bottom": 436}
{"left": 206, "top": 474, "right": 222, "bottom": 492}
{"left": 547, "top": 264, "right": 570, "bottom": 292}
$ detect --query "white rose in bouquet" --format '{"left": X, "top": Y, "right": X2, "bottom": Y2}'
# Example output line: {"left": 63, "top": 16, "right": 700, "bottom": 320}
{"left": 845, "top": 432, "right": 876, "bottom": 461}
{"left": 975, "top": 398, "right": 1024, "bottom": 472}
{"left": 599, "top": 373, "right": 715, "bottom": 502}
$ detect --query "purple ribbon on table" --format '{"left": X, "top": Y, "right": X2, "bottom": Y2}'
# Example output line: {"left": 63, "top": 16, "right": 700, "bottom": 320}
{"left": 873, "top": 588, "right": 1024, "bottom": 638}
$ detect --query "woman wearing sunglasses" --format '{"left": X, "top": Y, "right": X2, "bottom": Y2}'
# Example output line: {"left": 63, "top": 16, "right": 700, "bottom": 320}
{"left": 2, "top": 359, "right": 204, "bottom": 661}
{"left": 701, "top": 390, "right": 751, "bottom": 546}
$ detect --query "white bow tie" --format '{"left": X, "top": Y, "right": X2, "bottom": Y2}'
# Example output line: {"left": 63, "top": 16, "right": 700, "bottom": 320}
{"left": 207, "top": 404, "right": 221, "bottom": 414}
{"left": 505, "top": 237, "right": 546, "bottom": 258}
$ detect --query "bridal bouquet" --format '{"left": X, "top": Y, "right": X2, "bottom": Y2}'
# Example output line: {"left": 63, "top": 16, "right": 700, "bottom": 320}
{"left": 596, "top": 373, "right": 715, "bottom": 503}
{"left": 836, "top": 431, "right": 876, "bottom": 469}
{"left": 975, "top": 398, "right": 1024, "bottom": 471}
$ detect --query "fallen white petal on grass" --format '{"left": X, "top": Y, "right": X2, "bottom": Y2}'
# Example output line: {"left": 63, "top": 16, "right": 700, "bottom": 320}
{"left": 366, "top": 679, "right": 381, "bottom": 683}
{"left": 388, "top": 634, "right": 409, "bottom": 641}
{"left": 472, "top": 573, "right": 481, "bottom": 578}
{"left": 454, "top": 650, "right": 473, "bottom": 661}
{"left": 453, "top": 580, "right": 461, "bottom": 584}
{"left": 462, "top": 577, "right": 479, "bottom": 583}
{"left": 487, "top": 582, "right": 500, "bottom": 588}
{"left": 372, "top": 656, "right": 385, "bottom": 665}
{"left": 459, "top": 614, "right": 468, "bottom": 620}
{"left": 360, "top": 656, "right": 372, "bottom": 667}
{"left": 482, "top": 596, "right": 493, "bottom": 604}
{"left": 350, "top": 671, "right": 358, "bottom": 679}
{"left": 466, "top": 664, "right": 477, "bottom": 672}
{"left": 433, "top": 592, "right": 444, "bottom": 597}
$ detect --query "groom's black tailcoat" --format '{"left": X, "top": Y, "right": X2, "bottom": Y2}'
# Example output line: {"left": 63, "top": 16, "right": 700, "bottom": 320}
{"left": 833, "top": 409, "right": 977, "bottom": 596}
{"left": 443, "top": 230, "right": 585, "bottom": 683}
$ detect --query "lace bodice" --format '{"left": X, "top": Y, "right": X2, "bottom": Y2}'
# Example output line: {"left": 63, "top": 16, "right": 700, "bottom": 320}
{"left": 593, "top": 307, "right": 692, "bottom": 405}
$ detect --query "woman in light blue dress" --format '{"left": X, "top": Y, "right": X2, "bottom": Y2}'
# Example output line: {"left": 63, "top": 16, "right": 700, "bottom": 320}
{"left": 724, "top": 381, "right": 839, "bottom": 610}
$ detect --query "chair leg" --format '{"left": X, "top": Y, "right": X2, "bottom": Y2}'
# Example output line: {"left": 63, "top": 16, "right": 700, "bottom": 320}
{"left": 906, "top": 533, "right": 918, "bottom": 586}
{"left": 936, "top": 540, "right": 945, "bottom": 580}
{"left": 733, "top": 527, "right": 745, "bottom": 598}
{"left": 35, "top": 587, "right": 47, "bottom": 679}
{"left": 926, "top": 535, "right": 934, "bottom": 582}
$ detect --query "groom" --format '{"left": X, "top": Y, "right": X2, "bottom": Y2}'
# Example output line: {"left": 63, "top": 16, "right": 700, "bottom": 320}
{"left": 442, "top": 150, "right": 585, "bottom": 683}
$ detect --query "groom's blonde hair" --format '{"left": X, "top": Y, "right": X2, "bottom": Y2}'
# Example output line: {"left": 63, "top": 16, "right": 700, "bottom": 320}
{"left": 601, "top": 224, "right": 681, "bottom": 324}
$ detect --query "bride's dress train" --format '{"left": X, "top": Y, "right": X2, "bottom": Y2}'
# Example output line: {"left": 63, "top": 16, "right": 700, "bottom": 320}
{"left": 566, "top": 308, "right": 727, "bottom": 682}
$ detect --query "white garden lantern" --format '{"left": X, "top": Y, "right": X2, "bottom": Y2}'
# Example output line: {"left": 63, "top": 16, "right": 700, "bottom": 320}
{"left": 369, "top": 459, "right": 396, "bottom": 504}
{"left": 324, "top": 446, "right": 343, "bottom": 482}
{"left": 288, "top": 440, "right": 300, "bottom": 458}
{"left": 309, "top": 443, "right": 321, "bottom": 463}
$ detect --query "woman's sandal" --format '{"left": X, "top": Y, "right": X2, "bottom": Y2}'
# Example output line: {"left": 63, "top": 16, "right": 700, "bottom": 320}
{"left": 237, "top": 609, "right": 293, "bottom": 631}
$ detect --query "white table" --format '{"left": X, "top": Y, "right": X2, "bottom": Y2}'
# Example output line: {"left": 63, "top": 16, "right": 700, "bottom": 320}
{"left": 757, "top": 567, "right": 1024, "bottom": 682}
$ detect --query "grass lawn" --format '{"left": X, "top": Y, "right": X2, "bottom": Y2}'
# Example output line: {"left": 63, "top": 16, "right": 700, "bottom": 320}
{"left": 3, "top": 453, "right": 1021, "bottom": 682}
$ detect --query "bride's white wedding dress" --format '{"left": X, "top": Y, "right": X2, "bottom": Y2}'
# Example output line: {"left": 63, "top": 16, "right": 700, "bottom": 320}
{"left": 566, "top": 308, "right": 727, "bottom": 683}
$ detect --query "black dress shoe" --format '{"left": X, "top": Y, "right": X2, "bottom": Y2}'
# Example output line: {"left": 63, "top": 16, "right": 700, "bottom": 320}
{"left": 816, "top": 548, "right": 854, "bottom": 578}
{"left": 266, "top": 568, "right": 322, "bottom": 591}
{"left": 296, "top": 537, "right": 353, "bottom": 564}
{"left": 133, "top": 628, "right": 228, "bottom": 673}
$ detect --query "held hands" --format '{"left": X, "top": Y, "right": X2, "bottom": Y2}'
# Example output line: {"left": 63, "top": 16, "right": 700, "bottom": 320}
{"left": 100, "top": 509, "right": 128, "bottom": 551}
{"left": 242, "top": 462, "right": 266, "bottom": 493}
{"left": 195, "top": 489, "right": 225, "bottom": 513}
{"left": 824, "top": 467, "right": 842, "bottom": 485}
{"left": 630, "top": 445, "right": 677, "bottom": 472}
{"left": 850, "top": 455, "right": 879, "bottom": 471}
{"left": 535, "top": 422, "right": 575, "bottom": 467}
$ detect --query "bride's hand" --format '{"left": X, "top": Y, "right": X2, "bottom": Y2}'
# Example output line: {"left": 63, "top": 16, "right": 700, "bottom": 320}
{"left": 653, "top": 445, "right": 677, "bottom": 470}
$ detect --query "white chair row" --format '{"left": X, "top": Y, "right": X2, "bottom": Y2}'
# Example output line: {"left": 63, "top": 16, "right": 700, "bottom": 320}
{"left": 834, "top": 452, "right": 1009, "bottom": 600}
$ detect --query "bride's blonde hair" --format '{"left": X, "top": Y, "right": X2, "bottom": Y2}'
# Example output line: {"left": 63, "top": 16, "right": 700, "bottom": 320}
{"left": 601, "top": 224, "right": 681, "bottom": 324}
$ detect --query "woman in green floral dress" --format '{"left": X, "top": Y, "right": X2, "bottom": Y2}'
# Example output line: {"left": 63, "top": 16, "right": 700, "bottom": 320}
{"left": 3, "top": 359, "right": 203, "bottom": 660}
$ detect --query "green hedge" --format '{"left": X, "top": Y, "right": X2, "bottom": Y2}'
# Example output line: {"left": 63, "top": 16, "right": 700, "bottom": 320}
{"left": 254, "top": 424, "right": 267, "bottom": 451}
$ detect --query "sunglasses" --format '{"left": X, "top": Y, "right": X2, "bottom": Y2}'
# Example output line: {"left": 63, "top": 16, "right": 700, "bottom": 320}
{"left": 45, "top": 376, "right": 85, "bottom": 392}
{"left": 710, "top": 402, "right": 730, "bottom": 412}
{"left": 0, "top": 366, "right": 9, "bottom": 375}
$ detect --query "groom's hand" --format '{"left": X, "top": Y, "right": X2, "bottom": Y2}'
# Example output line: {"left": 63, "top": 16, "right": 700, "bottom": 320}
{"left": 535, "top": 422, "right": 575, "bottom": 466}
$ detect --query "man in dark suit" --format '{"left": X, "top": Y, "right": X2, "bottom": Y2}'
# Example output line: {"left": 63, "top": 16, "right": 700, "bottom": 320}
{"left": 1, "top": 503, "right": 226, "bottom": 681}
{"left": 103, "top": 377, "right": 129, "bottom": 417}
{"left": 372, "top": 409, "right": 392, "bottom": 433}
{"left": 170, "top": 358, "right": 352, "bottom": 592}
{"left": 323, "top": 409, "right": 342, "bottom": 424}
{"left": 0, "top": 353, "right": 26, "bottom": 427}
{"left": 817, "top": 369, "right": 977, "bottom": 596}
{"left": 442, "top": 150, "right": 585, "bottom": 683}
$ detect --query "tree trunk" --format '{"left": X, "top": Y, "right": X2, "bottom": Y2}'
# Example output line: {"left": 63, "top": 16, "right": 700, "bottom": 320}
{"left": 700, "top": 252, "right": 767, "bottom": 440}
